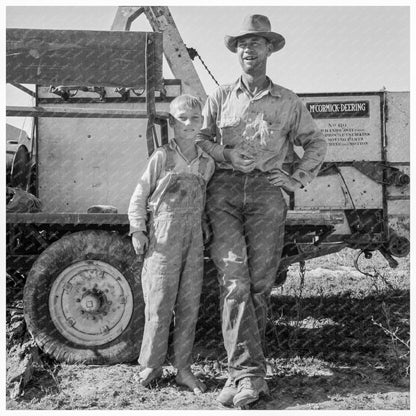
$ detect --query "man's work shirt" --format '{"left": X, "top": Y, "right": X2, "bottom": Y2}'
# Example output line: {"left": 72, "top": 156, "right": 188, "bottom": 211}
{"left": 128, "top": 139, "right": 215, "bottom": 234}
{"left": 197, "top": 77, "right": 327, "bottom": 187}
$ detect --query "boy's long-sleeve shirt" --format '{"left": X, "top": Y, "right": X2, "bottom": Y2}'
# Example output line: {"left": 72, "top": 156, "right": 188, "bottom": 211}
{"left": 196, "top": 77, "right": 327, "bottom": 187}
{"left": 128, "top": 139, "right": 215, "bottom": 235}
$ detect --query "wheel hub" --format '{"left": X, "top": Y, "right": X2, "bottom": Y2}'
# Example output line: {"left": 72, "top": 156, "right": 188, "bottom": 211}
{"left": 80, "top": 290, "right": 105, "bottom": 313}
{"left": 49, "top": 260, "right": 133, "bottom": 346}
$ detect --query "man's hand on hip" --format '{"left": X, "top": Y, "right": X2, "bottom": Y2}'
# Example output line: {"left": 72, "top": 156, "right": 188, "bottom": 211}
{"left": 267, "top": 170, "right": 303, "bottom": 193}
{"left": 224, "top": 148, "right": 256, "bottom": 173}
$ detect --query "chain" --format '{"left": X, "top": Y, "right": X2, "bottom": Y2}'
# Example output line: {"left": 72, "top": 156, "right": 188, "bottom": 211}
{"left": 187, "top": 47, "right": 220, "bottom": 86}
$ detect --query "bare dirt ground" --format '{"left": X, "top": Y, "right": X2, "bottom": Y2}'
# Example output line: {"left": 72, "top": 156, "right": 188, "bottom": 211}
{"left": 6, "top": 249, "right": 410, "bottom": 411}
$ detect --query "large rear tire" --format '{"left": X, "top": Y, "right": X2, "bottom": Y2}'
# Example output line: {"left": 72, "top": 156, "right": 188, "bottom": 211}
{"left": 23, "top": 230, "right": 144, "bottom": 364}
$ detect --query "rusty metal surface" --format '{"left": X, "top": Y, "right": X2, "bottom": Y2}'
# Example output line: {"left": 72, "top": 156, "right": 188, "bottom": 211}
{"left": 6, "top": 29, "right": 163, "bottom": 89}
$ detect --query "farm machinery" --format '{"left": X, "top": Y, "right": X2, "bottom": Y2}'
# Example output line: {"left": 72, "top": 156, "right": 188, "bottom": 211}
{"left": 6, "top": 6, "right": 410, "bottom": 364}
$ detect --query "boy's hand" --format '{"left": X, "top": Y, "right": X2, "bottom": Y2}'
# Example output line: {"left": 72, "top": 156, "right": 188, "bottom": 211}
{"left": 132, "top": 231, "right": 148, "bottom": 256}
{"left": 267, "top": 170, "right": 303, "bottom": 193}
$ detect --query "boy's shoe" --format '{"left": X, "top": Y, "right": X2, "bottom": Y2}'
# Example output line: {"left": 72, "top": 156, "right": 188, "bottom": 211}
{"left": 217, "top": 377, "right": 237, "bottom": 406}
{"left": 233, "top": 376, "right": 269, "bottom": 407}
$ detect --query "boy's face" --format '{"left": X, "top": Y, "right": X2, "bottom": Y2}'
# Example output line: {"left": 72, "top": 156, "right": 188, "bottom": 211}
{"left": 169, "top": 105, "right": 203, "bottom": 142}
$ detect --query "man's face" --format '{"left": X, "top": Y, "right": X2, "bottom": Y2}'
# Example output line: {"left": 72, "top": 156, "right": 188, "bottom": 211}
{"left": 236, "top": 35, "right": 272, "bottom": 74}
{"left": 169, "top": 105, "right": 203, "bottom": 142}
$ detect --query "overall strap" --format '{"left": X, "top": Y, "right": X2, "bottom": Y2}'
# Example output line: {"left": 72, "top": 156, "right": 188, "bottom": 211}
{"left": 163, "top": 143, "right": 176, "bottom": 171}
{"left": 198, "top": 155, "right": 208, "bottom": 178}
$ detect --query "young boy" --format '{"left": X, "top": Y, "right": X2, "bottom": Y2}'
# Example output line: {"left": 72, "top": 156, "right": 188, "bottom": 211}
{"left": 128, "top": 94, "right": 215, "bottom": 394}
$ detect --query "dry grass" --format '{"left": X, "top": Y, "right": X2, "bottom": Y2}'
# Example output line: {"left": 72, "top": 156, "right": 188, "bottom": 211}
{"left": 6, "top": 248, "right": 410, "bottom": 410}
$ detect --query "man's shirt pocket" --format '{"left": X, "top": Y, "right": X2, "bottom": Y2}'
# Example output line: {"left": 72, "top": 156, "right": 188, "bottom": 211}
{"left": 217, "top": 115, "right": 243, "bottom": 145}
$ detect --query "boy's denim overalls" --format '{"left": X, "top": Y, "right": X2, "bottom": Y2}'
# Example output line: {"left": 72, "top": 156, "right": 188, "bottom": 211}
{"left": 139, "top": 147, "right": 208, "bottom": 370}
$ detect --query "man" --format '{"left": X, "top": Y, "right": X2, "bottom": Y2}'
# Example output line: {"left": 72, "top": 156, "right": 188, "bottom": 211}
{"left": 197, "top": 14, "right": 327, "bottom": 408}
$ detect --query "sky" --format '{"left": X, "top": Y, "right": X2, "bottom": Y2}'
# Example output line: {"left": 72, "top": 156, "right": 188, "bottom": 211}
{"left": 4, "top": 2, "right": 412, "bottom": 134}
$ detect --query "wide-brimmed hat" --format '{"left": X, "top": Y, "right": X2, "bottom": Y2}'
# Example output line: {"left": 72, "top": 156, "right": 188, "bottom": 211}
{"left": 224, "top": 14, "right": 285, "bottom": 53}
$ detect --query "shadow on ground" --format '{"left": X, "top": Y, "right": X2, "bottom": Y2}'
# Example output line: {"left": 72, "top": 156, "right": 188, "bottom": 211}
{"left": 193, "top": 277, "right": 410, "bottom": 410}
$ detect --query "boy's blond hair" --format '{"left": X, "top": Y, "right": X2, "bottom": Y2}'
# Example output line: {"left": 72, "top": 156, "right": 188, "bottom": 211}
{"left": 169, "top": 94, "right": 202, "bottom": 115}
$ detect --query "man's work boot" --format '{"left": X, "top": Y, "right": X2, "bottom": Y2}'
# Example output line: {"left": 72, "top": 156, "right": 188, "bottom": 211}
{"left": 217, "top": 377, "right": 237, "bottom": 406}
{"left": 233, "top": 376, "right": 269, "bottom": 407}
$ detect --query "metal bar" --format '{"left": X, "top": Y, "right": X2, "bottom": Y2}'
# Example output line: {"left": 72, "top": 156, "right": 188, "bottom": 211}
{"left": 278, "top": 242, "right": 349, "bottom": 270}
{"left": 6, "top": 210, "right": 345, "bottom": 226}
{"left": 380, "top": 90, "right": 390, "bottom": 239}
{"left": 9, "top": 82, "right": 36, "bottom": 98}
{"left": 143, "top": 6, "right": 207, "bottom": 101}
{"left": 37, "top": 97, "right": 175, "bottom": 105}
{"left": 159, "top": 119, "right": 169, "bottom": 145}
{"left": 6, "top": 213, "right": 130, "bottom": 225}
{"left": 146, "top": 32, "right": 156, "bottom": 156}
{"left": 111, "top": 6, "right": 145, "bottom": 31}
{"left": 298, "top": 91, "right": 384, "bottom": 98}
{"left": 162, "top": 79, "right": 181, "bottom": 85}
{"left": 386, "top": 195, "right": 410, "bottom": 200}
{"left": 285, "top": 210, "right": 345, "bottom": 225}
{"left": 34, "top": 87, "right": 39, "bottom": 196}
{"left": 6, "top": 106, "right": 169, "bottom": 119}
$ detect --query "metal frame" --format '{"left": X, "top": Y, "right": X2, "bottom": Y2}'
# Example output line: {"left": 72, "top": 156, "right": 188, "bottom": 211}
{"left": 6, "top": 27, "right": 168, "bottom": 198}
{"left": 112, "top": 6, "right": 207, "bottom": 101}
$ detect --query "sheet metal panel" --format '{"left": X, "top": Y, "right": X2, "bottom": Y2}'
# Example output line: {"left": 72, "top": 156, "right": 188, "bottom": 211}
{"left": 6, "top": 29, "right": 163, "bottom": 89}
{"left": 299, "top": 93, "right": 382, "bottom": 162}
{"left": 294, "top": 167, "right": 383, "bottom": 209}
{"left": 37, "top": 101, "right": 171, "bottom": 213}
{"left": 385, "top": 92, "right": 410, "bottom": 163}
